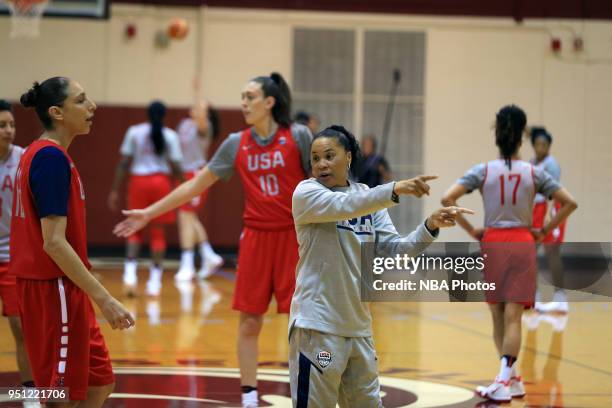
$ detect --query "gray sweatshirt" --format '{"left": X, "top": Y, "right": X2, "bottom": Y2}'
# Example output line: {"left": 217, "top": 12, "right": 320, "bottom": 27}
{"left": 290, "top": 179, "right": 437, "bottom": 337}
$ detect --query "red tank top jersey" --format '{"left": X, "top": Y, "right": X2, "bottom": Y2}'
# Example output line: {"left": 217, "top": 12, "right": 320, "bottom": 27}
{"left": 235, "top": 127, "right": 306, "bottom": 230}
{"left": 10, "top": 140, "right": 91, "bottom": 279}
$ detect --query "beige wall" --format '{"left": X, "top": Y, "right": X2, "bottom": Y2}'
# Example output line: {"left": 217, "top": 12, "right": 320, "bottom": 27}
{"left": 1, "top": 6, "right": 610, "bottom": 241}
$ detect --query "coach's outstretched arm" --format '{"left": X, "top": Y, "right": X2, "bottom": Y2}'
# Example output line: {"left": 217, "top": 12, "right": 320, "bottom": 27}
{"left": 114, "top": 166, "right": 219, "bottom": 237}
{"left": 42, "top": 215, "right": 134, "bottom": 330}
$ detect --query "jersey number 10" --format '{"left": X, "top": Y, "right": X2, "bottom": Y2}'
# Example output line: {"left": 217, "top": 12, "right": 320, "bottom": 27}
{"left": 499, "top": 174, "right": 521, "bottom": 206}
{"left": 259, "top": 174, "right": 279, "bottom": 196}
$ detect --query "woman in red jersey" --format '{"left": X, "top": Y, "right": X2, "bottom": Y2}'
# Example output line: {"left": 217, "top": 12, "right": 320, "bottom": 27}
{"left": 441, "top": 105, "right": 577, "bottom": 403}
{"left": 114, "top": 72, "right": 312, "bottom": 408}
{"left": 11, "top": 77, "right": 134, "bottom": 406}
{"left": 0, "top": 100, "right": 34, "bottom": 391}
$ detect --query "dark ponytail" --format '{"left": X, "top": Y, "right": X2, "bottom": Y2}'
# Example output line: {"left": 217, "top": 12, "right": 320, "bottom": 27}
{"left": 495, "top": 105, "right": 526, "bottom": 169}
{"left": 148, "top": 101, "right": 166, "bottom": 156}
{"left": 252, "top": 72, "right": 292, "bottom": 128}
{"left": 314, "top": 125, "right": 362, "bottom": 173}
{"left": 20, "top": 77, "right": 70, "bottom": 130}
{"left": 208, "top": 106, "right": 221, "bottom": 139}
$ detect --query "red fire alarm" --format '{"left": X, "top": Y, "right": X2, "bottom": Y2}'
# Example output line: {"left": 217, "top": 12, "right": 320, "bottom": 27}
{"left": 551, "top": 38, "right": 561, "bottom": 53}
{"left": 125, "top": 23, "right": 137, "bottom": 39}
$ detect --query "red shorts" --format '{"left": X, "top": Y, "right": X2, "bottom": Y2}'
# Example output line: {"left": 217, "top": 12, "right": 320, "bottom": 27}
{"left": 481, "top": 228, "right": 536, "bottom": 307}
{"left": 233, "top": 227, "right": 299, "bottom": 314}
{"left": 0, "top": 262, "right": 19, "bottom": 317}
{"left": 17, "top": 277, "right": 114, "bottom": 400}
{"left": 128, "top": 174, "right": 175, "bottom": 224}
{"left": 532, "top": 201, "right": 566, "bottom": 243}
{"left": 179, "top": 171, "right": 209, "bottom": 212}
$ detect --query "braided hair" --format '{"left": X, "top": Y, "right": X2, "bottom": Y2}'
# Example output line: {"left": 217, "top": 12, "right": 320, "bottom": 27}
{"left": 148, "top": 101, "right": 167, "bottom": 156}
{"left": 495, "top": 105, "right": 526, "bottom": 169}
{"left": 313, "top": 125, "right": 362, "bottom": 173}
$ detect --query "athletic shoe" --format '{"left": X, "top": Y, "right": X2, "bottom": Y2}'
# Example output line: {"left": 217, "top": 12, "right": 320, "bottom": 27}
{"left": 197, "top": 253, "right": 224, "bottom": 280}
{"left": 509, "top": 376, "right": 525, "bottom": 398}
{"left": 123, "top": 269, "right": 138, "bottom": 298}
{"left": 542, "top": 314, "right": 569, "bottom": 332}
{"left": 476, "top": 379, "right": 511, "bottom": 402}
{"left": 145, "top": 279, "right": 161, "bottom": 297}
{"left": 174, "top": 266, "right": 195, "bottom": 282}
{"left": 535, "top": 301, "right": 569, "bottom": 314}
{"left": 523, "top": 312, "right": 542, "bottom": 330}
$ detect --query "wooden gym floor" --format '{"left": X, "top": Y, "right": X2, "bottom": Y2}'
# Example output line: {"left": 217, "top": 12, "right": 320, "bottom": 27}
{"left": 0, "top": 265, "right": 610, "bottom": 407}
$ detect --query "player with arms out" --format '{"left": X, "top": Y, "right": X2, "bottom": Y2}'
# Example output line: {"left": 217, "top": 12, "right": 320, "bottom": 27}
{"left": 441, "top": 105, "right": 577, "bottom": 402}
{"left": 11, "top": 77, "right": 134, "bottom": 406}
{"left": 174, "top": 83, "right": 223, "bottom": 281}
{"left": 114, "top": 72, "right": 312, "bottom": 408}
{"left": 108, "top": 101, "right": 184, "bottom": 297}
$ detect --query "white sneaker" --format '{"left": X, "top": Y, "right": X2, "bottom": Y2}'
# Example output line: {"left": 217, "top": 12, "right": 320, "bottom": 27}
{"left": 123, "top": 266, "right": 138, "bottom": 297}
{"left": 509, "top": 376, "right": 525, "bottom": 398}
{"left": 542, "top": 314, "right": 569, "bottom": 332}
{"left": 145, "top": 279, "right": 161, "bottom": 297}
{"left": 535, "top": 301, "right": 569, "bottom": 314}
{"left": 174, "top": 267, "right": 195, "bottom": 282}
{"left": 198, "top": 253, "right": 224, "bottom": 279}
{"left": 476, "top": 379, "right": 511, "bottom": 402}
{"left": 523, "top": 312, "right": 542, "bottom": 330}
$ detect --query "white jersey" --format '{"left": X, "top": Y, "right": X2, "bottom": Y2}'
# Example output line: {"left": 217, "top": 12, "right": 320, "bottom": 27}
{"left": 531, "top": 155, "right": 560, "bottom": 203}
{"left": 176, "top": 118, "right": 210, "bottom": 172}
{"left": 457, "top": 159, "right": 560, "bottom": 228}
{"left": 0, "top": 145, "right": 24, "bottom": 262}
{"left": 120, "top": 123, "right": 183, "bottom": 175}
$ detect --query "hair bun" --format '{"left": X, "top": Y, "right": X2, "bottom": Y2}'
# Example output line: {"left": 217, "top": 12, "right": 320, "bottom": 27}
{"left": 269, "top": 72, "right": 281, "bottom": 84}
{"left": 20, "top": 82, "right": 41, "bottom": 108}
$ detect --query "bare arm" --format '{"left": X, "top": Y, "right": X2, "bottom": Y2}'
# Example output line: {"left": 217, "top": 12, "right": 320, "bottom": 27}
{"left": 169, "top": 160, "right": 185, "bottom": 183}
{"left": 441, "top": 183, "right": 483, "bottom": 240}
{"left": 538, "top": 187, "right": 577, "bottom": 240}
{"left": 114, "top": 165, "right": 219, "bottom": 237}
{"left": 41, "top": 216, "right": 134, "bottom": 329}
{"left": 108, "top": 155, "right": 131, "bottom": 211}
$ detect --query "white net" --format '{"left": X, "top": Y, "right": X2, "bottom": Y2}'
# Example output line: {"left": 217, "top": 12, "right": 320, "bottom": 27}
{"left": 4, "top": 0, "right": 48, "bottom": 38}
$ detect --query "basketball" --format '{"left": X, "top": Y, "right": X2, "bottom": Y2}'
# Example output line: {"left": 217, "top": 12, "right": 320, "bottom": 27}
{"left": 167, "top": 17, "right": 188, "bottom": 40}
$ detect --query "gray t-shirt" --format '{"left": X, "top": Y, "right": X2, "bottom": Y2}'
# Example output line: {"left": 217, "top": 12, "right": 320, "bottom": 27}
{"left": 457, "top": 159, "right": 561, "bottom": 228}
{"left": 531, "top": 155, "right": 560, "bottom": 203}
{"left": 208, "top": 123, "right": 312, "bottom": 180}
{"left": 290, "top": 179, "right": 437, "bottom": 337}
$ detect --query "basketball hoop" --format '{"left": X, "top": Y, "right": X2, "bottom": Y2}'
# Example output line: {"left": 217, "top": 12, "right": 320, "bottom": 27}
{"left": 3, "top": 0, "right": 48, "bottom": 38}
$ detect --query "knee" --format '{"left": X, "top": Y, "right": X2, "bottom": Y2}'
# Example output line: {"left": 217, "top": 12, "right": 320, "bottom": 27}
{"left": 92, "top": 382, "right": 115, "bottom": 400}
{"left": 150, "top": 227, "right": 166, "bottom": 252}
{"left": 104, "top": 382, "right": 116, "bottom": 396}
{"left": 8, "top": 317, "right": 24, "bottom": 343}
{"left": 239, "top": 315, "right": 263, "bottom": 337}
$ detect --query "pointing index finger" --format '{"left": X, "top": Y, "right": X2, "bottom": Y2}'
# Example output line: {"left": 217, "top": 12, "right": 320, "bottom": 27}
{"left": 419, "top": 175, "right": 438, "bottom": 182}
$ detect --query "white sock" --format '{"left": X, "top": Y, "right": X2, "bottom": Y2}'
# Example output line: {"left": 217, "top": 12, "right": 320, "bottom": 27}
{"left": 498, "top": 356, "right": 514, "bottom": 382}
{"left": 200, "top": 241, "right": 217, "bottom": 258}
{"left": 241, "top": 390, "right": 257, "bottom": 406}
{"left": 553, "top": 289, "right": 567, "bottom": 303}
{"left": 180, "top": 250, "right": 195, "bottom": 270}
{"left": 149, "top": 264, "right": 163, "bottom": 283}
{"left": 511, "top": 364, "right": 519, "bottom": 379}
{"left": 124, "top": 259, "right": 138, "bottom": 284}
